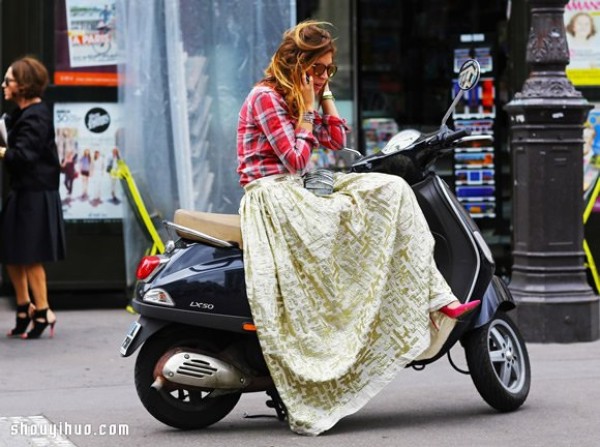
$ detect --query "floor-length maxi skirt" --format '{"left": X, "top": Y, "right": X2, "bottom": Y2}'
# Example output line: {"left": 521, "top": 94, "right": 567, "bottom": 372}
{"left": 240, "top": 172, "right": 457, "bottom": 435}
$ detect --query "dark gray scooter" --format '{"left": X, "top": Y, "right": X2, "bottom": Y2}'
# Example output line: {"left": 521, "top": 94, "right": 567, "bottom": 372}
{"left": 120, "top": 60, "right": 530, "bottom": 430}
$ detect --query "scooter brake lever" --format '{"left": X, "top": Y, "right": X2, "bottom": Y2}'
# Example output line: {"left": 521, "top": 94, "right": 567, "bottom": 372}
{"left": 341, "top": 147, "right": 363, "bottom": 158}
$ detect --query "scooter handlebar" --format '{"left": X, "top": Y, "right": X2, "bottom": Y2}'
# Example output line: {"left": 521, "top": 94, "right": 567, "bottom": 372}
{"left": 442, "top": 129, "right": 470, "bottom": 145}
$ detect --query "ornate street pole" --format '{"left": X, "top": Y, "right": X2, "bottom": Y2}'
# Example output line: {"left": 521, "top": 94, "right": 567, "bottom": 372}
{"left": 505, "top": 0, "right": 599, "bottom": 342}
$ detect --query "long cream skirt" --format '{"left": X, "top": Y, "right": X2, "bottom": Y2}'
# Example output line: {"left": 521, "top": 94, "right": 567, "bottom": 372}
{"left": 239, "top": 172, "right": 457, "bottom": 435}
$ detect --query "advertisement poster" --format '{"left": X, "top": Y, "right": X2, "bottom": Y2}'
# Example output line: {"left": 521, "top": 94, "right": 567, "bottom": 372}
{"left": 66, "top": 0, "right": 119, "bottom": 67}
{"left": 583, "top": 105, "right": 600, "bottom": 292}
{"left": 54, "top": 103, "right": 124, "bottom": 220}
{"left": 565, "top": 1, "right": 600, "bottom": 86}
{"left": 54, "top": 0, "right": 119, "bottom": 86}
{"left": 584, "top": 104, "right": 600, "bottom": 194}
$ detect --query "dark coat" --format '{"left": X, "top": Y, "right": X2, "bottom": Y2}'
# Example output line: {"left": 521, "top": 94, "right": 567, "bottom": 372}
{"left": 4, "top": 102, "right": 61, "bottom": 191}
{"left": 0, "top": 101, "right": 66, "bottom": 264}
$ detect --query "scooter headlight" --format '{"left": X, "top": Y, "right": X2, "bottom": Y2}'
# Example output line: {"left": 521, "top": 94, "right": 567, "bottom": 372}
{"left": 143, "top": 288, "right": 175, "bottom": 307}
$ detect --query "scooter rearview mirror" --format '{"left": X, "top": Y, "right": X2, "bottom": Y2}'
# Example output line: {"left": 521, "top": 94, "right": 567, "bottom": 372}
{"left": 441, "top": 59, "right": 481, "bottom": 127}
{"left": 457, "top": 59, "right": 481, "bottom": 91}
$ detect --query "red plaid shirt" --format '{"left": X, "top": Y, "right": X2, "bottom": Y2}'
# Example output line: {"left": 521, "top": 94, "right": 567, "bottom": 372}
{"left": 237, "top": 85, "right": 349, "bottom": 186}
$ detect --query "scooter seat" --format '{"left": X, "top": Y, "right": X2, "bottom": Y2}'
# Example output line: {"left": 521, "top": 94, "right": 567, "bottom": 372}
{"left": 174, "top": 209, "right": 243, "bottom": 248}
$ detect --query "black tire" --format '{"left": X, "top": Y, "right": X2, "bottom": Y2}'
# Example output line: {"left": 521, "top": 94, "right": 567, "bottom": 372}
{"left": 464, "top": 310, "right": 531, "bottom": 412}
{"left": 134, "top": 327, "right": 241, "bottom": 430}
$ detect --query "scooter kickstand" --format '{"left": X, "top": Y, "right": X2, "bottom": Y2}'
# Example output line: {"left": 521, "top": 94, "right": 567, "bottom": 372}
{"left": 266, "top": 388, "right": 288, "bottom": 422}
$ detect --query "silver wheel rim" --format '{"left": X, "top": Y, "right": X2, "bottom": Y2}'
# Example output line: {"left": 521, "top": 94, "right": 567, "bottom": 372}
{"left": 487, "top": 319, "right": 527, "bottom": 393}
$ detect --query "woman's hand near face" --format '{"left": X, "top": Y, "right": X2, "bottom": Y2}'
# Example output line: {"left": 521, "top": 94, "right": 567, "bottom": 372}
{"left": 319, "top": 81, "right": 339, "bottom": 117}
{"left": 302, "top": 73, "right": 315, "bottom": 111}
{"left": 318, "top": 81, "right": 330, "bottom": 102}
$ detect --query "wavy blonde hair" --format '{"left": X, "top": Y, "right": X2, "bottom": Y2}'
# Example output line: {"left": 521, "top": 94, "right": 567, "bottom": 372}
{"left": 261, "top": 20, "right": 336, "bottom": 127}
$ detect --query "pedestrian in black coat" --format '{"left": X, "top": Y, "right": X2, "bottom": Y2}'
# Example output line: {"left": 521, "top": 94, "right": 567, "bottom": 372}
{"left": 1, "top": 56, "right": 66, "bottom": 339}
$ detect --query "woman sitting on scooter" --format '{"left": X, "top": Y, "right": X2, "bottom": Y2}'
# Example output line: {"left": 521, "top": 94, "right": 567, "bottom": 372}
{"left": 237, "top": 20, "right": 480, "bottom": 436}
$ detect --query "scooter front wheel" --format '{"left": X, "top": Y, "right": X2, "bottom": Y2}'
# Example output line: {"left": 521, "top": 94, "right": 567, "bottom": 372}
{"left": 134, "top": 327, "right": 242, "bottom": 430}
{"left": 463, "top": 310, "right": 531, "bottom": 412}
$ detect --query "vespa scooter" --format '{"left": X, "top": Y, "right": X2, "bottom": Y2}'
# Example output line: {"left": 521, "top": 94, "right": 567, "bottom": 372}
{"left": 120, "top": 59, "right": 530, "bottom": 430}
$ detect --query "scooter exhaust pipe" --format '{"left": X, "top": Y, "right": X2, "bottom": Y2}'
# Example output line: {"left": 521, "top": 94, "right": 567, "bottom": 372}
{"left": 152, "top": 349, "right": 248, "bottom": 391}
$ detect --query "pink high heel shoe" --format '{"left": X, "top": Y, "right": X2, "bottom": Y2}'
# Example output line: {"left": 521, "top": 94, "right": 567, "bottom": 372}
{"left": 439, "top": 300, "right": 481, "bottom": 319}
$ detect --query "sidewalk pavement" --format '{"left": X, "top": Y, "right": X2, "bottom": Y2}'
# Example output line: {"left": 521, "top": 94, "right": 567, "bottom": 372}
{"left": 0, "top": 295, "right": 136, "bottom": 447}
{"left": 1, "top": 296, "right": 600, "bottom": 447}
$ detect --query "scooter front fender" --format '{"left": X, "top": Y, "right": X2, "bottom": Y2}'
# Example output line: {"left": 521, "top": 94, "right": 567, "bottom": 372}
{"left": 473, "top": 275, "right": 516, "bottom": 329}
{"left": 119, "top": 316, "right": 169, "bottom": 357}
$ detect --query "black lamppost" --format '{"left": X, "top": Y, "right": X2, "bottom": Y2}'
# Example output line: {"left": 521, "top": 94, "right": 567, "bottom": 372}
{"left": 505, "top": 0, "right": 599, "bottom": 342}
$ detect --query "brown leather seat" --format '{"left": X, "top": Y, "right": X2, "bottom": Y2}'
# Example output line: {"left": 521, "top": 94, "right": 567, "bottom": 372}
{"left": 173, "top": 209, "right": 243, "bottom": 247}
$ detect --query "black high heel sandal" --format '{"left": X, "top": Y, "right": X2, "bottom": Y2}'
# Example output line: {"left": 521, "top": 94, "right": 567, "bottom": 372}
{"left": 6, "top": 302, "right": 34, "bottom": 337}
{"left": 22, "top": 308, "right": 56, "bottom": 339}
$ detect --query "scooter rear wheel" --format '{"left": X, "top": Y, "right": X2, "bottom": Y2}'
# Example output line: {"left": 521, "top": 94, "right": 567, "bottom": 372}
{"left": 134, "top": 326, "right": 242, "bottom": 430}
{"left": 463, "top": 310, "right": 531, "bottom": 412}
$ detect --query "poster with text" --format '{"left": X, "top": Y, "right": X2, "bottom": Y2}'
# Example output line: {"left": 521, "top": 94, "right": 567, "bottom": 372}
{"left": 565, "top": 1, "right": 600, "bottom": 86}
{"left": 584, "top": 104, "right": 600, "bottom": 192}
{"left": 65, "top": 0, "right": 120, "bottom": 68}
{"left": 54, "top": 103, "right": 124, "bottom": 220}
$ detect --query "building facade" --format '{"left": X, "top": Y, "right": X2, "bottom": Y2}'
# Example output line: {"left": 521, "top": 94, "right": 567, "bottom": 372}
{"left": 1, "top": 0, "right": 599, "bottom": 295}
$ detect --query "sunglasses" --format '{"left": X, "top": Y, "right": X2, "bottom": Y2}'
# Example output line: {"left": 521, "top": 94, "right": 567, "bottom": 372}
{"left": 311, "top": 63, "right": 337, "bottom": 78}
{"left": 3, "top": 77, "right": 15, "bottom": 85}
